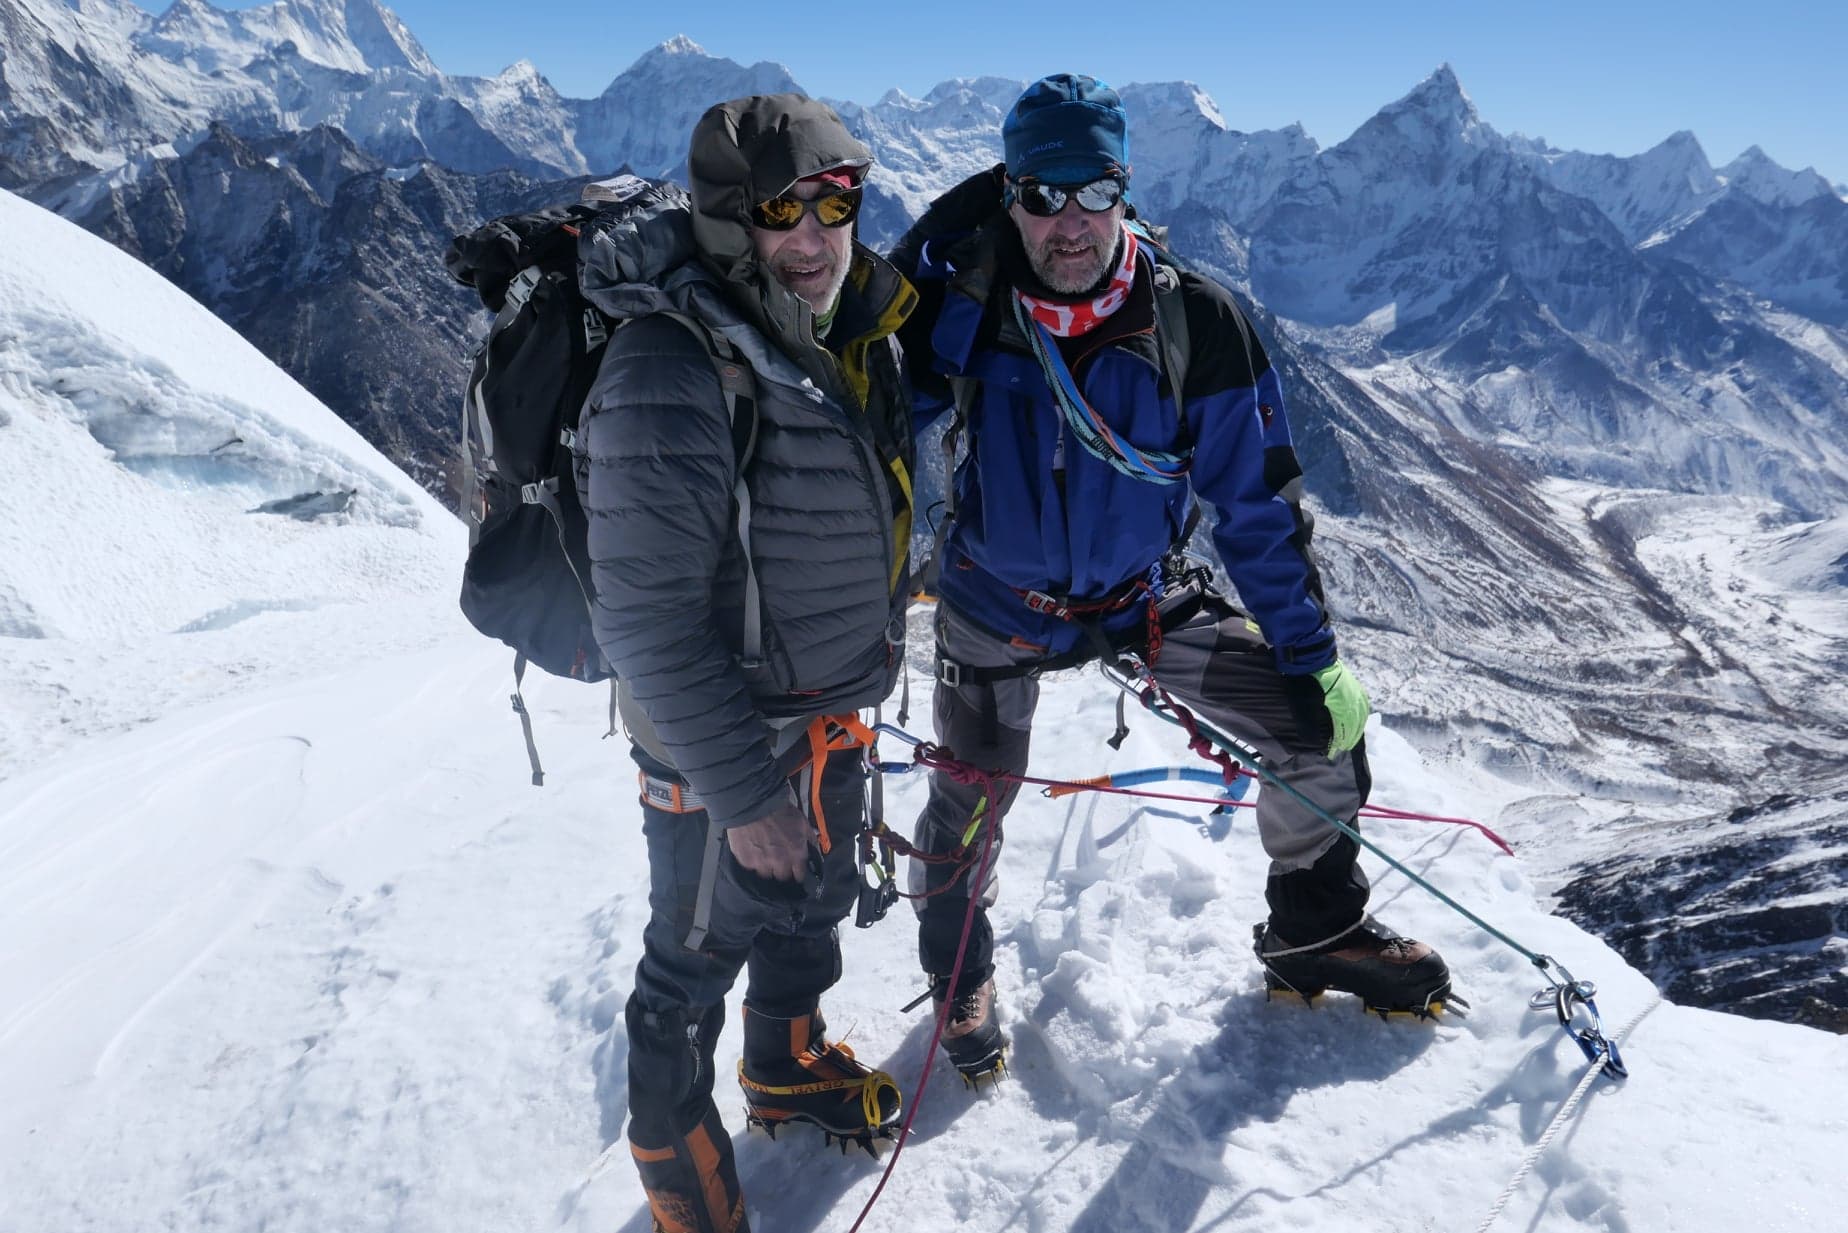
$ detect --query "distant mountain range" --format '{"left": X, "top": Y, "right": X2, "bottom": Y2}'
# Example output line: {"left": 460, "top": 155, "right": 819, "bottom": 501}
{"left": 4, "top": 0, "right": 1843, "bottom": 1031}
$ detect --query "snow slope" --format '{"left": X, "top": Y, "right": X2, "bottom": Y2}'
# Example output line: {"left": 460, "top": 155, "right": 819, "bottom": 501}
{"left": 3, "top": 630, "right": 1845, "bottom": 1233}
{"left": 0, "top": 186, "right": 461, "bottom": 774}
{"left": 2, "top": 164, "right": 1846, "bottom": 1233}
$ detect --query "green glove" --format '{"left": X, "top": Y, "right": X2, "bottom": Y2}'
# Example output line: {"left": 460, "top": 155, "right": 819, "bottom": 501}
{"left": 1312, "top": 660, "right": 1371, "bottom": 757}
{"left": 1284, "top": 659, "right": 1372, "bottom": 758}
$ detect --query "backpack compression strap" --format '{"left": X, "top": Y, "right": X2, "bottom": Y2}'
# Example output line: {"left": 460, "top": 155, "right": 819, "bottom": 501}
{"left": 655, "top": 312, "right": 764, "bottom": 666}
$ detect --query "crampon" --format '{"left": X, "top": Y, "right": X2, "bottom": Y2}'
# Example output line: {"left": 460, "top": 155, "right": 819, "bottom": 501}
{"left": 737, "top": 1010, "right": 901, "bottom": 1156}
{"left": 904, "top": 975, "right": 1007, "bottom": 1089}
{"left": 739, "top": 1066, "right": 901, "bottom": 1156}
{"left": 1253, "top": 921, "right": 1468, "bottom": 1021}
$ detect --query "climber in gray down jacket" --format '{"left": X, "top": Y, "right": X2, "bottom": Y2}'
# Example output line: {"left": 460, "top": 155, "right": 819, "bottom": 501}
{"left": 573, "top": 93, "right": 917, "bottom": 1233}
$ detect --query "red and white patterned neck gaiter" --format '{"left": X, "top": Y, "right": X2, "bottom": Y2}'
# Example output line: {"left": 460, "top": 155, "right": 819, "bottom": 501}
{"left": 1015, "top": 225, "right": 1139, "bottom": 337}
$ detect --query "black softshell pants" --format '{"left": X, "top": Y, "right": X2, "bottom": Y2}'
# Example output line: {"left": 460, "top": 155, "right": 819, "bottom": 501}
{"left": 625, "top": 744, "right": 866, "bottom": 1151}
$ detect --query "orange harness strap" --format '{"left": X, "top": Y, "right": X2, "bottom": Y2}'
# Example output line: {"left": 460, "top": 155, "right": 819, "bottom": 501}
{"left": 803, "top": 713, "right": 879, "bottom": 854}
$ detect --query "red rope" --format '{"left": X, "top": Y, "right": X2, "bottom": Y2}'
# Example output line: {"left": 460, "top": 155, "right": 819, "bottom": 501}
{"left": 878, "top": 732, "right": 1509, "bottom": 860}
{"left": 844, "top": 758, "right": 1003, "bottom": 1233}
{"left": 1093, "top": 664, "right": 1514, "bottom": 852}
{"left": 1015, "top": 774, "right": 1514, "bottom": 855}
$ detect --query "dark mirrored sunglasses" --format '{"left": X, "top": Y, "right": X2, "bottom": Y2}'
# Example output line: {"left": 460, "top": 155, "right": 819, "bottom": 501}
{"left": 751, "top": 187, "right": 864, "bottom": 231}
{"left": 1010, "top": 176, "right": 1126, "bottom": 218}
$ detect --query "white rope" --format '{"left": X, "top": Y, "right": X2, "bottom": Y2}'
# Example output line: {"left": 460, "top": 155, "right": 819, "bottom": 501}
{"left": 1253, "top": 913, "right": 1368, "bottom": 959}
{"left": 1475, "top": 994, "right": 1662, "bottom": 1233}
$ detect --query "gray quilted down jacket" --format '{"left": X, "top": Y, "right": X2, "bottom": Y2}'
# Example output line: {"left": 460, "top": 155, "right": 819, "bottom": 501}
{"left": 574, "top": 97, "right": 915, "bottom": 829}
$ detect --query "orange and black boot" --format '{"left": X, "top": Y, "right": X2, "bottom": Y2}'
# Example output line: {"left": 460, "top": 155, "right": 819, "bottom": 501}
{"left": 737, "top": 1006, "right": 901, "bottom": 1152}
{"left": 630, "top": 1105, "right": 749, "bottom": 1233}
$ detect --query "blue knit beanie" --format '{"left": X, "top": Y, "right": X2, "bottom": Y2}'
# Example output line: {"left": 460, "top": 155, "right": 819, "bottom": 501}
{"left": 1003, "top": 73, "right": 1129, "bottom": 184}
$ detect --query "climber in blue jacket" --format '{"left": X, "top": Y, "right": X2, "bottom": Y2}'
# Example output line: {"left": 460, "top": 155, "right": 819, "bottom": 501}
{"left": 887, "top": 73, "right": 1454, "bottom": 1084}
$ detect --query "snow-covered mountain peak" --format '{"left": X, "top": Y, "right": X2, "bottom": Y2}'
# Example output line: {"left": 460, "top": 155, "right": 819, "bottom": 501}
{"left": 495, "top": 57, "right": 544, "bottom": 83}
{"left": 600, "top": 35, "right": 799, "bottom": 100}
{"left": 576, "top": 39, "right": 802, "bottom": 177}
{"left": 61, "top": 0, "right": 152, "bottom": 35}
{"left": 1384, "top": 63, "right": 1485, "bottom": 138}
{"left": 134, "top": 0, "right": 437, "bottom": 78}
{"left": 920, "top": 75, "right": 1028, "bottom": 117}
{"left": 475, "top": 55, "right": 562, "bottom": 105}
{"left": 846, "top": 77, "right": 1014, "bottom": 221}
{"left": 1333, "top": 63, "right": 1499, "bottom": 177}
{"left": 1635, "top": 129, "right": 1716, "bottom": 186}
{"left": 1719, "top": 144, "right": 1836, "bottom": 206}
{"left": 1121, "top": 79, "right": 1226, "bottom": 131}
{"left": 331, "top": 0, "right": 436, "bottom": 75}
{"left": 614, "top": 34, "right": 722, "bottom": 83}
{"left": 1510, "top": 128, "right": 1723, "bottom": 245}
{"left": 139, "top": 0, "right": 253, "bottom": 73}
{"left": 1113, "top": 82, "right": 1321, "bottom": 227}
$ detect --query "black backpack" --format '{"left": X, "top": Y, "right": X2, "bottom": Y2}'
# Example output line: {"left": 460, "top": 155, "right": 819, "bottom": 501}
{"left": 446, "top": 176, "right": 760, "bottom": 784}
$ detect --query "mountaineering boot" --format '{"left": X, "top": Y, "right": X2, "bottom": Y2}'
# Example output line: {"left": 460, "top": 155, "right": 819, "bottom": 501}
{"left": 737, "top": 1006, "right": 901, "bottom": 1150}
{"left": 630, "top": 1104, "right": 750, "bottom": 1233}
{"left": 927, "top": 974, "right": 1006, "bottom": 1085}
{"left": 1253, "top": 920, "right": 1457, "bottom": 1018}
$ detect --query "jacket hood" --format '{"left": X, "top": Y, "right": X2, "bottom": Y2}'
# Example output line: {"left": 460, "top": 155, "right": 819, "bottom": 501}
{"left": 576, "top": 144, "right": 912, "bottom": 407}
{"left": 687, "top": 93, "right": 872, "bottom": 285}
{"left": 683, "top": 94, "right": 891, "bottom": 394}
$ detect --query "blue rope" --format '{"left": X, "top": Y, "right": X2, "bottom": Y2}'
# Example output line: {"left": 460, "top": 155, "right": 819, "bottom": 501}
{"left": 1094, "top": 765, "right": 1251, "bottom": 802}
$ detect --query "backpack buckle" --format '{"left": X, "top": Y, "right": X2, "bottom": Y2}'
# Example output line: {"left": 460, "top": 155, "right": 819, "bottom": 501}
{"left": 520, "top": 482, "right": 545, "bottom": 504}
{"left": 502, "top": 266, "right": 542, "bottom": 316}
{"left": 1022, "top": 590, "right": 1071, "bottom": 619}
{"left": 639, "top": 772, "right": 703, "bottom": 814}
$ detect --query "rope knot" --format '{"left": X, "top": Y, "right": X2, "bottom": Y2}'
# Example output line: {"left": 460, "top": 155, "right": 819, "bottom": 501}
{"left": 913, "top": 742, "right": 991, "bottom": 786}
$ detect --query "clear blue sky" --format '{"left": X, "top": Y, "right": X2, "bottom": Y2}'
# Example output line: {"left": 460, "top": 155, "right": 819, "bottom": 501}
{"left": 135, "top": 0, "right": 1848, "bottom": 185}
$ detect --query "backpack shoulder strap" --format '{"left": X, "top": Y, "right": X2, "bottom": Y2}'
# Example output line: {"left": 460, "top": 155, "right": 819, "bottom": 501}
{"left": 1150, "top": 261, "right": 1193, "bottom": 439}
{"left": 915, "top": 374, "right": 977, "bottom": 599}
{"left": 653, "top": 311, "right": 759, "bottom": 464}
{"left": 653, "top": 312, "right": 767, "bottom": 667}
{"left": 1126, "top": 219, "right": 1194, "bottom": 429}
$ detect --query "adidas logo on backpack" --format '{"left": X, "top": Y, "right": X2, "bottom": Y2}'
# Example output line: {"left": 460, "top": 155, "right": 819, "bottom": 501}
{"left": 446, "top": 175, "right": 759, "bottom": 784}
